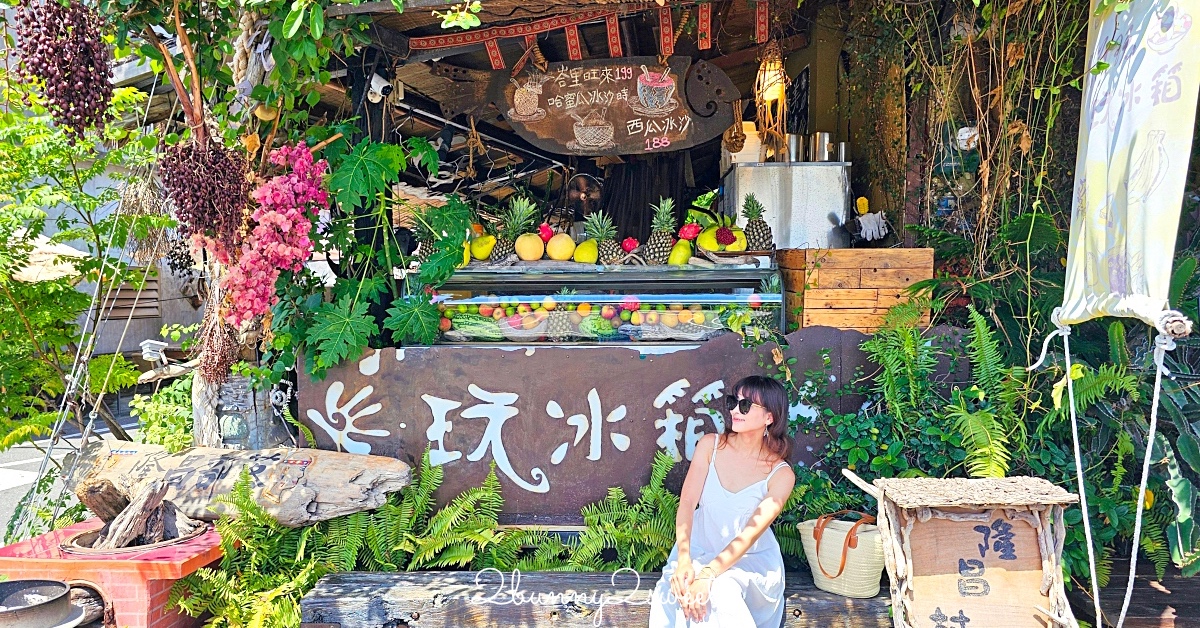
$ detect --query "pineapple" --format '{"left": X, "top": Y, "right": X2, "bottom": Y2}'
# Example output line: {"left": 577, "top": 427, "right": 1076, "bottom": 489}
{"left": 742, "top": 193, "right": 773, "bottom": 251}
{"left": 582, "top": 211, "right": 623, "bottom": 265}
{"left": 547, "top": 287, "right": 577, "bottom": 342}
{"left": 411, "top": 210, "right": 437, "bottom": 263}
{"left": 643, "top": 197, "right": 677, "bottom": 264}
{"left": 493, "top": 196, "right": 538, "bottom": 261}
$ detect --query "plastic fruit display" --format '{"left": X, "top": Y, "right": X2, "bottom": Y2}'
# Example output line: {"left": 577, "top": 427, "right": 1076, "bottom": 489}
{"left": 515, "top": 233, "right": 545, "bottom": 260}
{"left": 546, "top": 233, "right": 576, "bottom": 261}
{"left": 573, "top": 239, "right": 599, "bottom": 263}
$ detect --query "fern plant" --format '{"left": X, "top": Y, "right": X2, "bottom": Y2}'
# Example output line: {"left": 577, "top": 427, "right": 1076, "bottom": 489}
{"left": 171, "top": 468, "right": 329, "bottom": 628}
{"left": 570, "top": 451, "right": 678, "bottom": 572}
{"left": 942, "top": 307, "right": 1028, "bottom": 478}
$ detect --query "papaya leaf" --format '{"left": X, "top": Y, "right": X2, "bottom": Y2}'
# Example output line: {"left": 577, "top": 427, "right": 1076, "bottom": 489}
{"left": 308, "top": 297, "right": 377, "bottom": 373}
{"left": 384, "top": 296, "right": 441, "bottom": 346}
{"left": 328, "top": 140, "right": 406, "bottom": 214}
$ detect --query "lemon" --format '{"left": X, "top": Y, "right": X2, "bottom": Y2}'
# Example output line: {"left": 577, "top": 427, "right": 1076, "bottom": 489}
{"left": 470, "top": 234, "right": 497, "bottom": 260}
{"left": 574, "top": 239, "right": 599, "bottom": 263}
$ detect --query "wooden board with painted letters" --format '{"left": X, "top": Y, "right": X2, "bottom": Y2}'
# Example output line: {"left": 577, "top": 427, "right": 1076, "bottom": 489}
{"left": 904, "top": 508, "right": 1049, "bottom": 627}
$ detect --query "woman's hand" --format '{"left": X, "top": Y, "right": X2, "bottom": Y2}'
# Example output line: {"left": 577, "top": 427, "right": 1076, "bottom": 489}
{"left": 669, "top": 558, "right": 694, "bottom": 599}
{"left": 682, "top": 577, "right": 712, "bottom": 622}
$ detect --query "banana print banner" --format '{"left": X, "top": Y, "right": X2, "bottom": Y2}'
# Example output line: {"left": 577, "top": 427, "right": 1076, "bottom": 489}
{"left": 1061, "top": 0, "right": 1200, "bottom": 326}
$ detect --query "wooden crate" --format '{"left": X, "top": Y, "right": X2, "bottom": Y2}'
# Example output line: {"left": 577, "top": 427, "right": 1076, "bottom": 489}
{"left": 777, "top": 248, "right": 934, "bottom": 332}
{"left": 844, "top": 473, "right": 1079, "bottom": 628}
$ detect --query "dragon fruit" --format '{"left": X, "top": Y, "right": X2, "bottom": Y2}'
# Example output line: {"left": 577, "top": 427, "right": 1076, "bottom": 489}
{"left": 622, "top": 237, "right": 639, "bottom": 253}
{"left": 537, "top": 222, "right": 555, "bottom": 243}
{"left": 678, "top": 222, "right": 702, "bottom": 241}
{"left": 621, "top": 295, "right": 640, "bottom": 312}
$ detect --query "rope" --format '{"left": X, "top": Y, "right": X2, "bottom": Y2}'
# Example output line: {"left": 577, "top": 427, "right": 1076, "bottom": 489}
{"left": 1115, "top": 310, "right": 1190, "bottom": 628}
{"left": 1116, "top": 332, "right": 1174, "bottom": 628}
{"left": 465, "top": 117, "right": 485, "bottom": 180}
{"left": 1028, "top": 308, "right": 1102, "bottom": 625}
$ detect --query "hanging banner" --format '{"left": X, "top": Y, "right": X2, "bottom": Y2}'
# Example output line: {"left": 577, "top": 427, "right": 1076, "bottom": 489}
{"left": 755, "top": 0, "right": 769, "bottom": 43}
{"left": 484, "top": 39, "right": 505, "bottom": 70}
{"left": 1060, "top": 0, "right": 1200, "bottom": 326}
{"left": 659, "top": 6, "right": 675, "bottom": 56}
{"left": 606, "top": 13, "right": 623, "bottom": 58}
{"left": 698, "top": 2, "right": 712, "bottom": 50}
{"left": 565, "top": 24, "right": 583, "bottom": 61}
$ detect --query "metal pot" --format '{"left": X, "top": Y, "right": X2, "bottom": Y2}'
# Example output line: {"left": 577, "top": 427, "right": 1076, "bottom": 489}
{"left": 809, "top": 132, "right": 833, "bottom": 161}
{"left": 0, "top": 580, "right": 76, "bottom": 628}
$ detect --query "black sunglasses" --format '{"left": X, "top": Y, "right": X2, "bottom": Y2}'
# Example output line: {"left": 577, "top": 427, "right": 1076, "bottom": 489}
{"left": 724, "top": 395, "right": 763, "bottom": 414}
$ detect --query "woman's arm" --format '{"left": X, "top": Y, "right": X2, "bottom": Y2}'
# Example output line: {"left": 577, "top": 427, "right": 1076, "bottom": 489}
{"left": 669, "top": 433, "right": 716, "bottom": 597}
{"left": 697, "top": 464, "right": 795, "bottom": 579}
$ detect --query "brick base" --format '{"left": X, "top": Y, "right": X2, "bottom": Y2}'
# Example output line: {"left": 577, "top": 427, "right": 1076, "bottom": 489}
{"left": 0, "top": 518, "right": 222, "bottom": 628}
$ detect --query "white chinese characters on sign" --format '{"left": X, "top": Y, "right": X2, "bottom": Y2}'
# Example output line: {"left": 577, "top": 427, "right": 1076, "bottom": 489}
{"left": 422, "top": 385, "right": 550, "bottom": 493}
{"left": 546, "top": 388, "right": 630, "bottom": 464}
{"left": 653, "top": 378, "right": 726, "bottom": 461}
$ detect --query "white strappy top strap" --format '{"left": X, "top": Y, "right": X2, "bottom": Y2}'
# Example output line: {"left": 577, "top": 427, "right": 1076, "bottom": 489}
{"left": 763, "top": 462, "right": 789, "bottom": 484}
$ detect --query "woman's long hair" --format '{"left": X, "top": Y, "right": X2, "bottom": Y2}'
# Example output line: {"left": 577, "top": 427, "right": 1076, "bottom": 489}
{"left": 719, "top": 375, "right": 793, "bottom": 463}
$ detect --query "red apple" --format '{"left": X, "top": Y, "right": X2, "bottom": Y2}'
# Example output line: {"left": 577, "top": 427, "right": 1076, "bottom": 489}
{"left": 600, "top": 305, "right": 618, "bottom": 320}
{"left": 479, "top": 304, "right": 495, "bottom": 317}
{"left": 439, "top": 317, "right": 452, "bottom": 332}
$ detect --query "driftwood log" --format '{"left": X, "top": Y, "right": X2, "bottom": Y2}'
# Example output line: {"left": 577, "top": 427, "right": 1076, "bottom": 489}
{"left": 93, "top": 480, "right": 169, "bottom": 550}
{"left": 299, "top": 570, "right": 891, "bottom": 628}
{"left": 68, "top": 442, "right": 412, "bottom": 527}
{"left": 69, "top": 586, "right": 105, "bottom": 625}
{"left": 76, "top": 477, "right": 129, "bottom": 522}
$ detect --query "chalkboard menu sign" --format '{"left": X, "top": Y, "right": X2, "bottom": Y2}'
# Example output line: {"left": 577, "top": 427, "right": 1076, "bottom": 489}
{"left": 496, "top": 56, "right": 737, "bottom": 157}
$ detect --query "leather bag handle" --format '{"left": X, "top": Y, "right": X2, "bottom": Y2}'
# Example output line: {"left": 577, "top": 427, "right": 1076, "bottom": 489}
{"left": 812, "top": 510, "right": 876, "bottom": 580}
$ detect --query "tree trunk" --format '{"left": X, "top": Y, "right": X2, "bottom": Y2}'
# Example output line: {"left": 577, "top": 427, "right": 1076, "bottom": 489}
{"left": 94, "top": 480, "right": 168, "bottom": 550}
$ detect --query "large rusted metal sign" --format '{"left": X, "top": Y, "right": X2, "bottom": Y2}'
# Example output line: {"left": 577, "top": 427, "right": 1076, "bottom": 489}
{"left": 297, "top": 328, "right": 872, "bottom": 525}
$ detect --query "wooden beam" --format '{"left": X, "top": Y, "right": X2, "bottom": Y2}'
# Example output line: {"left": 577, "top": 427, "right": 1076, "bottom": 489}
{"left": 331, "top": 0, "right": 700, "bottom": 17}
{"left": 710, "top": 33, "right": 809, "bottom": 71}
{"left": 367, "top": 23, "right": 410, "bottom": 57}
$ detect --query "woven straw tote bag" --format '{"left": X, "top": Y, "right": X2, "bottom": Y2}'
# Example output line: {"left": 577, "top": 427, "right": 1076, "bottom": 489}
{"left": 798, "top": 510, "right": 885, "bottom": 598}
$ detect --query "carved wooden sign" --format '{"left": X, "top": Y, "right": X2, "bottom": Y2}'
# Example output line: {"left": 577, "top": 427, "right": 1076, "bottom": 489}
{"left": 436, "top": 56, "right": 738, "bottom": 157}
{"left": 867, "top": 477, "right": 1079, "bottom": 628}
{"left": 297, "top": 328, "right": 871, "bottom": 525}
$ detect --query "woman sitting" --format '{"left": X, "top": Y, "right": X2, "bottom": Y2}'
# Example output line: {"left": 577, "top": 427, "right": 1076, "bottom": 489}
{"left": 649, "top": 375, "right": 796, "bottom": 627}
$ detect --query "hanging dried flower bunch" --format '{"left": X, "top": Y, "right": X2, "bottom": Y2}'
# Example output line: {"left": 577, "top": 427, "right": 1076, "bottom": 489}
{"left": 14, "top": 0, "right": 113, "bottom": 140}
{"left": 196, "top": 305, "right": 241, "bottom": 385}
{"left": 119, "top": 176, "right": 173, "bottom": 264}
{"left": 159, "top": 140, "right": 253, "bottom": 263}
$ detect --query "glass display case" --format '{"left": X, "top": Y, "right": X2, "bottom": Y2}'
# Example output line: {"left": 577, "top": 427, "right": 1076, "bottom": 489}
{"left": 436, "top": 268, "right": 782, "bottom": 344}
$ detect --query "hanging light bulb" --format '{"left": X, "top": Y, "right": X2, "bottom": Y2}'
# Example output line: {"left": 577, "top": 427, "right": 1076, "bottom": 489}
{"left": 755, "top": 41, "right": 789, "bottom": 161}
{"left": 757, "top": 45, "right": 787, "bottom": 103}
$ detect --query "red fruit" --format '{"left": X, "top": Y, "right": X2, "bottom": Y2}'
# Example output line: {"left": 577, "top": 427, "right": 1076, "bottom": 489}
{"left": 538, "top": 223, "right": 555, "bottom": 243}
{"left": 715, "top": 227, "right": 737, "bottom": 246}
{"left": 622, "top": 296, "right": 640, "bottom": 312}
{"left": 748, "top": 294, "right": 763, "bottom": 309}
{"left": 678, "top": 222, "right": 702, "bottom": 241}
{"left": 622, "top": 237, "right": 639, "bottom": 253}
{"left": 439, "top": 317, "right": 452, "bottom": 332}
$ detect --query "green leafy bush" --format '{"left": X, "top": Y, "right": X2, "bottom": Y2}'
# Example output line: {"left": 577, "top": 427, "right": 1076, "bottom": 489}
{"left": 130, "top": 373, "right": 194, "bottom": 453}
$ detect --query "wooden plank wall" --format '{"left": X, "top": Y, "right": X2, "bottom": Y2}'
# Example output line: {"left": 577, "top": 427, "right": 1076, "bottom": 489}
{"left": 779, "top": 249, "right": 934, "bottom": 333}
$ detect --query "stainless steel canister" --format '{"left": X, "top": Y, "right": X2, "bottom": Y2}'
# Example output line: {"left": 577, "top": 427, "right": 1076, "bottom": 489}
{"left": 837, "top": 141, "right": 849, "bottom": 162}
{"left": 787, "top": 134, "right": 803, "bottom": 161}
{"left": 809, "top": 132, "right": 833, "bottom": 161}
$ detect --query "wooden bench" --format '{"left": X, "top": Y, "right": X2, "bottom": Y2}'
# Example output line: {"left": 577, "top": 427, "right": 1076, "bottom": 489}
{"left": 300, "top": 569, "right": 891, "bottom": 627}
